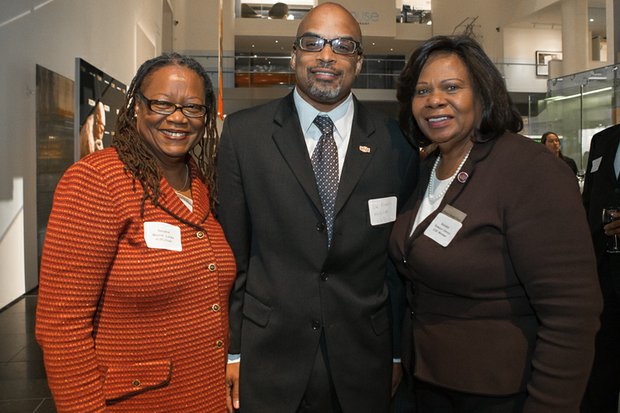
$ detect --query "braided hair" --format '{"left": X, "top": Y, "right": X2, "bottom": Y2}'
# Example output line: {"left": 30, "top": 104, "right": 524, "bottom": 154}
{"left": 113, "top": 52, "right": 219, "bottom": 215}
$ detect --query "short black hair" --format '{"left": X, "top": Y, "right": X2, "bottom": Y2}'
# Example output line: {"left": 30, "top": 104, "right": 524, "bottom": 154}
{"left": 397, "top": 35, "right": 523, "bottom": 147}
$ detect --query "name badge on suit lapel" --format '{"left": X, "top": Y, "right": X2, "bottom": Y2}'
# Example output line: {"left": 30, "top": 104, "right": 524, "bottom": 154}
{"left": 424, "top": 204, "right": 467, "bottom": 247}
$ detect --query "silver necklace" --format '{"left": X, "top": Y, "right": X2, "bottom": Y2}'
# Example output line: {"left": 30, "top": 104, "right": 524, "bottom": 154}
{"left": 427, "top": 148, "right": 471, "bottom": 202}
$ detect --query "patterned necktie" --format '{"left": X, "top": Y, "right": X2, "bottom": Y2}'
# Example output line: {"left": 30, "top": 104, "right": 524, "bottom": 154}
{"left": 312, "top": 115, "right": 339, "bottom": 247}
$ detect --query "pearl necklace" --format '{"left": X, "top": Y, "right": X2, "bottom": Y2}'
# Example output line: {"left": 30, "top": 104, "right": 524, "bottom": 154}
{"left": 427, "top": 148, "right": 472, "bottom": 202}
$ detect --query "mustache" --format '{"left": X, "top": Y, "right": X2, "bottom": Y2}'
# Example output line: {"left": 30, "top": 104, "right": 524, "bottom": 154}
{"left": 308, "top": 61, "right": 342, "bottom": 75}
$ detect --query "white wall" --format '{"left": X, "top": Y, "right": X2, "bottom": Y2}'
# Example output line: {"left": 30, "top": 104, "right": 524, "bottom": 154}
{"left": 0, "top": 0, "right": 164, "bottom": 309}
{"left": 503, "top": 26, "right": 562, "bottom": 93}
{"left": 0, "top": 179, "right": 25, "bottom": 309}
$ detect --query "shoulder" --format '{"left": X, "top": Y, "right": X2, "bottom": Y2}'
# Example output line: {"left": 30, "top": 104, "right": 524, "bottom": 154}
{"left": 563, "top": 156, "right": 577, "bottom": 165}
{"left": 589, "top": 124, "right": 620, "bottom": 153}
{"left": 80, "top": 146, "right": 121, "bottom": 164}
{"left": 491, "top": 132, "right": 550, "bottom": 161}
{"left": 483, "top": 133, "right": 574, "bottom": 182}
{"left": 593, "top": 124, "right": 620, "bottom": 141}
{"left": 224, "top": 94, "right": 291, "bottom": 124}
{"left": 60, "top": 148, "right": 132, "bottom": 195}
{"left": 353, "top": 99, "right": 394, "bottom": 129}
{"left": 354, "top": 100, "right": 412, "bottom": 147}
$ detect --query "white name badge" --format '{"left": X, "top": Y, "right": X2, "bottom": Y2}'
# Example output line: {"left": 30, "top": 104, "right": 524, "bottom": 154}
{"left": 591, "top": 156, "right": 602, "bottom": 173}
{"left": 144, "top": 222, "right": 182, "bottom": 251}
{"left": 368, "top": 196, "right": 397, "bottom": 226}
{"left": 423, "top": 205, "right": 467, "bottom": 247}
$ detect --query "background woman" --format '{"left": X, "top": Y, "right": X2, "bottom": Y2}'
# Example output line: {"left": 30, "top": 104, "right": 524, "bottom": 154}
{"left": 390, "top": 35, "right": 601, "bottom": 412}
{"left": 36, "top": 53, "right": 235, "bottom": 412}
{"left": 541, "top": 131, "right": 578, "bottom": 175}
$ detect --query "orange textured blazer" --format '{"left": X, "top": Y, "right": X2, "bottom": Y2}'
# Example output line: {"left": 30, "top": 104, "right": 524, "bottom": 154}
{"left": 36, "top": 148, "right": 235, "bottom": 412}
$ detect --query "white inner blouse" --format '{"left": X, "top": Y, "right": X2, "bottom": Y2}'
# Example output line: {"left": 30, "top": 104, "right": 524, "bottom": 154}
{"left": 176, "top": 191, "right": 193, "bottom": 212}
{"left": 410, "top": 173, "right": 452, "bottom": 237}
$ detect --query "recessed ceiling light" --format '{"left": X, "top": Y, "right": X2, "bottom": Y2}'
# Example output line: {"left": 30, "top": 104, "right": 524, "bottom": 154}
{"left": 589, "top": 18, "right": 594, "bottom": 22}
{"left": 372, "top": 42, "right": 376, "bottom": 46}
{"left": 275, "top": 40, "right": 279, "bottom": 43}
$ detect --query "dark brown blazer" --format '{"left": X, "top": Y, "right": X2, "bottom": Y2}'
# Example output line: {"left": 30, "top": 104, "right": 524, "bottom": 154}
{"left": 217, "top": 92, "right": 418, "bottom": 412}
{"left": 389, "top": 132, "right": 602, "bottom": 412}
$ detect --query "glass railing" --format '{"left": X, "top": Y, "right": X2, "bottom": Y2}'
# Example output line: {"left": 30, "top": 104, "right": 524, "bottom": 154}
{"left": 237, "top": 2, "right": 432, "bottom": 25}
{"left": 193, "top": 54, "right": 407, "bottom": 89}
{"left": 396, "top": 7, "right": 432, "bottom": 24}
{"left": 237, "top": 2, "right": 312, "bottom": 20}
{"left": 192, "top": 54, "right": 563, "bottom": 130}
{"left": 194, "top": 55, "right": 548, "bottom": 91}
{"left": 528, "top": 64, "right": 620, "bottom": 171}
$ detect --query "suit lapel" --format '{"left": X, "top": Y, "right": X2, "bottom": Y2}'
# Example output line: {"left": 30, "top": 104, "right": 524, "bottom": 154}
{"left": 404, "top": 156, "right": 433, "bottom": 250}
{"left": 271, "top": 93, "right": 324, "bottom": 214}
{"left": 601, "top": 133, "right": 620, "bottom": 183}
{"left": 440, "top": 139, "right": 493, "bottom": 207}
{"left": 158, "top": 160, "right": 211, "bottom": 228}
{"left": 407, "top": 139, "right": 494, "bottom": 247}
{"left": 334, "top": 100, "right": 376, "bottom": 216}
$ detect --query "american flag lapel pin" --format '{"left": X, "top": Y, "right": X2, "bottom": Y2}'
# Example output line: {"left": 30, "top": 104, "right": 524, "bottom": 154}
{"left": 359, "top": 145, "right": 371, "bottom": 153}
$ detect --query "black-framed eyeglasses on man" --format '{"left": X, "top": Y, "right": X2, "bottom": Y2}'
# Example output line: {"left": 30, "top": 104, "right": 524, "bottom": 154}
{"left": 295, "top": 35, "right": 363, "bottom": 55}
{"left": 137, "top": 93, "right": 208, "bottom": 118}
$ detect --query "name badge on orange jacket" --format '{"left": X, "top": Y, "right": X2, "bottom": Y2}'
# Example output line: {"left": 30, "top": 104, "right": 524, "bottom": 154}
{"left": 144, "top": 222, "right": 182, "bottom": 251}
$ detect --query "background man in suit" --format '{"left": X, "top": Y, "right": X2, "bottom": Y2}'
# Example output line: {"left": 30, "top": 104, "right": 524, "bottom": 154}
{"left": 217, "top": 3, "right": 418, "bottom": 412}
{"left": 582, "top": 123, "right": 620, "bottom": 413}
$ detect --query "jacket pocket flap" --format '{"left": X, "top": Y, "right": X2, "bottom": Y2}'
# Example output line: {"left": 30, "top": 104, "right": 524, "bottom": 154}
{"left": 104, "top": 359, "right": 172, "bottom": 402}
{"left": 242, "top": 293, "right": 271, "bottom": 327}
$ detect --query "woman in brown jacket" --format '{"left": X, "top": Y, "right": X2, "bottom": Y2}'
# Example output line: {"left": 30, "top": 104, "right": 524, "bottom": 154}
{"left": 390, "top": 35, "right": 601, "bottom": 412}
{"left": 36, "top": 53, "right": 235, "bottom": 412}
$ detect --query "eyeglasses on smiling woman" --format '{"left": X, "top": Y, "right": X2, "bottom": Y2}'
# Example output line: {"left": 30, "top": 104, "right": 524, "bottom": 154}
{"left": 137, "top": 93, "right": 208, "bottom": 118}
{"left": 294, "top": 35, "right": 363, "bottom": 55}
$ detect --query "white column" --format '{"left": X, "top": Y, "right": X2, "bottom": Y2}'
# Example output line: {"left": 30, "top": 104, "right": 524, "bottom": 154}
{"left": 560, "top": 0, "right": 590, "bottom": 75}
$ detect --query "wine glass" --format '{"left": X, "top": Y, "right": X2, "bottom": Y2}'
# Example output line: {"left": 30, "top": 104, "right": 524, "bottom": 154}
{"left": 577, "top": 170, "right": 585, "bottom": 193}
{"left": 602, "top": 207, "right": 620, "bottom": 253}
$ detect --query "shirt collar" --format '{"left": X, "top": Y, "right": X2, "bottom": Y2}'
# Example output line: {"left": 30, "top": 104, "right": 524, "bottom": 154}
{"left": 293, "top": 88, "right": 354, "bottom": 139}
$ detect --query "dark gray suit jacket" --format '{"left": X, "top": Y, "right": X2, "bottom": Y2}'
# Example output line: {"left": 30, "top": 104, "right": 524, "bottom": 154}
{"left": 583, "top": 124, "right": 620, "bottom": 264}
{"left": 217, "top": 92, "right": 418, "bottom": 412}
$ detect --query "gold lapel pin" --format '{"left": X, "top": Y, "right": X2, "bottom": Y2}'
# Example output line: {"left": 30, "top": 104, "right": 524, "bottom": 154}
{"left": 359, "top": 145, "right": 371, "bottom": 153}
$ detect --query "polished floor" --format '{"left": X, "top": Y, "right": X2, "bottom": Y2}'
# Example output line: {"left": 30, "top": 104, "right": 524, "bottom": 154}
{"left": 1, "top": 290, "right": 619, "bottom": 413}
{"left": 0, "top": 290, "right": 56, "bottom": 413}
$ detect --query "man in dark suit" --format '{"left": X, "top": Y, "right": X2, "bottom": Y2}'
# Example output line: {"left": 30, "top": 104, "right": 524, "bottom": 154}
{"left": 582, "top": 123, "right": 620, "bottom": 413}
{"left": 216, "top": 3, "right": 418, "bottom": 412}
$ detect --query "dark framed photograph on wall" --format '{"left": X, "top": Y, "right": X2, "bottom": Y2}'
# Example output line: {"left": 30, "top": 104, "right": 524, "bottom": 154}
{"left": 535, "top": 50, "right": 562, "bottom": 76}
{"left": 75, "top": 58, "right": 127, "bottom": 161}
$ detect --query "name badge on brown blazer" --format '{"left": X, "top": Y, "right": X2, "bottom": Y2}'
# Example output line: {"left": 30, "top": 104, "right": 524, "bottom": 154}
{"left": 423, "top": 204, "right": 467, "bottom": 247}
